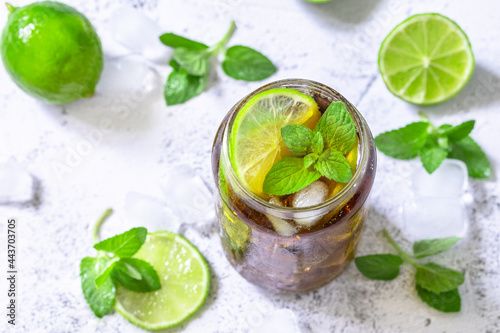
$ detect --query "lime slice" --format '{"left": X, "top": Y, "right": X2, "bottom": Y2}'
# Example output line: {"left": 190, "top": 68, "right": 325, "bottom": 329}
{"left": 378, "top": 13, "right": 474, "bottom": 105}
{"left": 229, "top": 88, "right": 321, "bottom": 198}
{"left": 115, "top": 231, "right": 210, "bottom": 330}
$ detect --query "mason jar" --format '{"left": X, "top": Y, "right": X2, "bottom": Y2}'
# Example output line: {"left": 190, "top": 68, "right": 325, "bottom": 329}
{"left": 211, "top": 79, "right": 376, "bottom": 292}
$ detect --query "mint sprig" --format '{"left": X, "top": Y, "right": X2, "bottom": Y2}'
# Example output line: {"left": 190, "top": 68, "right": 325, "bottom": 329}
{"left": 80, "top": 209, "right": 161, "bottom": 318}
{"left": 160, "top": 21, "right": 276, "bottom": 106}
{"left": 355, "top": 230, "right": 464, "bottom": 313}
{"left": 375, "top": 113, "right": 491, "bottom": 178}
{"left": 263, "top": 101, "right": 357, "bottom": 196}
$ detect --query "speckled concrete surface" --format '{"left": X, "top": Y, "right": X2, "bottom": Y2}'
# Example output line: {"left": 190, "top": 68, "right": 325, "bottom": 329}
{"left": 1, "top": 0, "right": 499, "bottom": 332}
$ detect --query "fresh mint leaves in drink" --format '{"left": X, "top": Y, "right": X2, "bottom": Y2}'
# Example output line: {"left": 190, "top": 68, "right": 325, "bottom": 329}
{"left": 281, "top": 125, "right": 314, "bottom": 157}
{"left": 80, "top": 209, "right": 161, "bottom": 318}
{"left": 355, "top": 230, "right": 464, "bottom": 313}
{"left": 263, "top": 100, "right": 357, "bottom": 196}
{"left": 314, "top": 148, "right": 353, "bottom": 183}
{"left": 375, "top": 113, "right": 491, "bottom": 178}
{"left": 313, "top": 101, "right": 356, "bottom": 154}
{"left": 160, "top": 21, "right": 276, "bottom": 105}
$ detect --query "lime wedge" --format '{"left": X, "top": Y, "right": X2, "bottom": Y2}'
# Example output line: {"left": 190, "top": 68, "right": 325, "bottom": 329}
{"left": 378, "top": 13, "right": 474, "bottom": 105}
{"left": 229, "top": 88, "right": 321, "bottom": 198}
{"left": 115, "top": 231, "right": 210, "bottom": 330}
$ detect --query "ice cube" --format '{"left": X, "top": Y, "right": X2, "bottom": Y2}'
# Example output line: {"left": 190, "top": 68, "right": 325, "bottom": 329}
{"left": 249, "top": 309, "right": 301, "bottom": 333}
{"left": 402, "top": 197, "right": 467, "bottom": 241}
{"left": 124, "top": 192, "right": 180, "bottom": 232}
{"left": 292, "top": 181, "right": 328, "bottom": 227}
{"left": 0, "top": 165, "right": 34, "bottom": 204}
{"left": 159, "top": 164, "right": 215, "bottom": 224}
{"left": 95, "top": 56, "right": 158, "bottom": 95}
{"left": 268, "top": 197, "right": 297, "bottom": 236}
{"left": 410, "top": 159, "right": 468, "bottom": 197}
{"left": 105, "top": 7, "right": 171, "bottom": 63}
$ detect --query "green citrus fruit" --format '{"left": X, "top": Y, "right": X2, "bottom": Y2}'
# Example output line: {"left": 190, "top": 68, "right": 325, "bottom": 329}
{"left": 378, "top": 13, "right": 475, "bottom": 105}
{"left": 1, "top": 1, "right": 103, "bottom": 104}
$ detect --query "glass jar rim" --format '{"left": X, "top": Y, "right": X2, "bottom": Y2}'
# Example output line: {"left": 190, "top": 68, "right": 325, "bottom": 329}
{"left": 221, "top": 78, "right": 374, "bottom": 220}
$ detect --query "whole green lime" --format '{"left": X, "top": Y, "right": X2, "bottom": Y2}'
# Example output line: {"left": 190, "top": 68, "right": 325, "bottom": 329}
{"left": 1, "top": 2, "right": 103, "bottom": 104}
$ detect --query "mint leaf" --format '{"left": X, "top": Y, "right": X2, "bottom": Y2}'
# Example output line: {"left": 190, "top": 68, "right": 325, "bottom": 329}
{"left": 416, "top": 285, "right": 461, "bottom": 313}
{"left": 169, "top": 59, "right": 181, "bottom": 70}
{"left": 304, "top": 153, "right": 319, "bottom": 168}
{"left": 164, "top": 66, "right": 206, "bottom": 106}
{"left": 415, "top": 263, "right": 465, "bottom": 293}
{"left": 159, "top": 33, "right": 208, "bottom": 51}
{"left": 439, "top": 120, "right": 475, "bottom": 142}
{"left": 263, "top": 156, "right": 321, "bottom": 195}
{"left": 112, "top": 258, "right": 161, "bottom": 292}
{"left": 375, "top": 122, "right": 429, "bottom": 159}
{"left": 80, "top": 256, "right": 116, "bottom": 318}
{"left": 95, "top": 259, "right": 118, "bottom": 288}
{"left": 311, "top": 132, "right": 324, "bottom": 155}
{"left": 314, "top": 148, "right": 352, "bottom": 183}
{"left": 172, "top": 48, "right": 210, "bottom": 76}
{"left": 355, "top": 254, "right": 403, "bottom": 280}
{"left": 413, "top": 237, "right": 461, "bottom": 258}
{"left": 420, "top": 146, "right": 448, "bottom": 174}
{"left": 94, "top": 227, "right": 147, "bottom": 258}
{"left": 449, "top": 136, "right": 491, "bottom": 179}
{"left": 222, "top": 45, "right": 276, "bottom": 81}
{"left": 313, "top": 101, "right": 356, "bottom": 154}
{"left": 281, "top": 125, "right": 313, "bottom": 157}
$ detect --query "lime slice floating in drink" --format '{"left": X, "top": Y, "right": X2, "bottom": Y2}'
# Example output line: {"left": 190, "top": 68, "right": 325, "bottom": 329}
{"left": 229, "top": 88, "right": 321, "bottom": 198}
{"left": 378, "top": 13, "right": 475, "bottom": 105}
{"left": 115, "top": 231, "right": 210, "bottom": 330}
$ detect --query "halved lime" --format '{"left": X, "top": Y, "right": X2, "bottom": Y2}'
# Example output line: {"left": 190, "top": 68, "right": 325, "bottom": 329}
{"left": 328, "top": 137, "right": 358, "bottom": 199}
{"left": 115, "top": 231, "right": 210, "bottom": 330}
{"left": 378, "top": 13, "right": 474, "bottom": 105}
{"left": 229, "top": 88, "right": 321, "bottom": 198}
